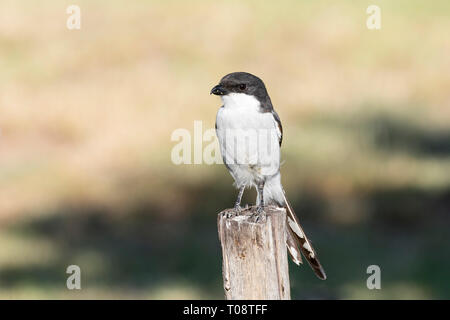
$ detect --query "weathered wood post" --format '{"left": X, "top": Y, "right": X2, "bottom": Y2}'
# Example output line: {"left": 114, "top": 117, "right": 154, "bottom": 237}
{"left": 217, "top": 206, "right": 291, "bottom": 300}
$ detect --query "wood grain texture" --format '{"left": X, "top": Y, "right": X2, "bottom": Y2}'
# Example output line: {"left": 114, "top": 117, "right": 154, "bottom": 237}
{"left": 217, "top": 206, "right": 291, "bottom": 300}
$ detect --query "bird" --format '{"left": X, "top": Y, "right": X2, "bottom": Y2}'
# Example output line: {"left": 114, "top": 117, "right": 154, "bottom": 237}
{"left": 211, "top": 72, "right": 326, "bottom": 280}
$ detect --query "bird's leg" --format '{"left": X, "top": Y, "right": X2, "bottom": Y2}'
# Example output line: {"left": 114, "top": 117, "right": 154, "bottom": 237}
{"left": 256, "top": 181, "right": 265, "bottom": 214}
{"left": 223, "top": 186, "right": 245, "bottom": 219}
{"left": 234, "top": 186, "right": 245, "bottom": 212}
{"left": 250, "top": 181, "right": 266, "bottom": 222}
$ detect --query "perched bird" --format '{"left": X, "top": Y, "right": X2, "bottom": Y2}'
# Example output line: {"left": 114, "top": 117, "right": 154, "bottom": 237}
{"left": 211, "top": 72, "right": 326, "bottom": 280}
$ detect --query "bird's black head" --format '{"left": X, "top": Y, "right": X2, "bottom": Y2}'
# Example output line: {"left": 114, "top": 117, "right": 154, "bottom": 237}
{"left": 210, "top": 72, "right": 273, "bottom": 110}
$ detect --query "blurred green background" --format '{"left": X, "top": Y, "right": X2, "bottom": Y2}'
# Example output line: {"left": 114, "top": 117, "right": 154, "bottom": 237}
{"left": 0, "top": 0, "right": 449, "bottom": 299}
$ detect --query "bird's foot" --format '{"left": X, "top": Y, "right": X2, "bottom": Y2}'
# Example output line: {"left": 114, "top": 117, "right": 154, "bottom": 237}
{"left": 222, "top": 207, "right": 239, "bottom": 219}
{"left": 249, "top": 206, "right": 266, "bottom": 223}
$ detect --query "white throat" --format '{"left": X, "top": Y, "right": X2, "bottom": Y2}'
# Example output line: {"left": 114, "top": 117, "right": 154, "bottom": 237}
{"left": 221, "top": 93, "right": 260, "bottom": 111}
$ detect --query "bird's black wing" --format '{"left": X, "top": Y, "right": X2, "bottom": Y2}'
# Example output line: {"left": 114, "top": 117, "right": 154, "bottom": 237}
{"left": 271, "top": 110, "right": 283, "bottom": 146}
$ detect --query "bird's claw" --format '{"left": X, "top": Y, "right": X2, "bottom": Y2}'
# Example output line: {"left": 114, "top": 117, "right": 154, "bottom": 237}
{"left": 222, "top": 208, "right": 238, "bottom": 219}
{"left": 249, "top": 206, "right": 266, "bottom": 223}
{"left": 256, "top": 205, "right": 264, "bottom": 214}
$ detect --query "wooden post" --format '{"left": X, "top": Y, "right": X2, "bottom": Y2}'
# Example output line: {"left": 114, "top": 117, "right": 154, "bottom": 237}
{"left": 217, "top": 206, "right": 291, "bottom": 300}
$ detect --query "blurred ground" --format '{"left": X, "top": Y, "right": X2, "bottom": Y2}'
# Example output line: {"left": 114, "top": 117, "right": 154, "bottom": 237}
{"left": 0, "top": 0, "right": 449, "bottom": 299}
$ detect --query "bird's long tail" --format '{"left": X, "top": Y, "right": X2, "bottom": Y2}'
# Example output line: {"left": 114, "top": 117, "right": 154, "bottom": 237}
{"left": 282, "top": 192, "right": 327, "bottom": 280}
{"left": 261, "top": 173, "right": 326, "bottom": 280}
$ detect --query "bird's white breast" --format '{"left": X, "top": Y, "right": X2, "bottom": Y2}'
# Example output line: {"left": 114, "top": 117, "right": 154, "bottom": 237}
{"left": 215, "top": 93, "right": 280, "bottom": 187}
{"left": 218, "top": 93, "right": 265, "bottom": 131}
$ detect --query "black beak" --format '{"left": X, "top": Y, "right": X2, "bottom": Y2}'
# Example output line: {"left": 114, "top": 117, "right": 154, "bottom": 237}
{"left": 210, "top": 84, "right": 227, "bottom": 96}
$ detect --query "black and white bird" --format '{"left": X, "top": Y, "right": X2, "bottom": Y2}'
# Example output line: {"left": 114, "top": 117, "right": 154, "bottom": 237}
{"left": 211, "top": 72, "right": 326, "bottom": 280}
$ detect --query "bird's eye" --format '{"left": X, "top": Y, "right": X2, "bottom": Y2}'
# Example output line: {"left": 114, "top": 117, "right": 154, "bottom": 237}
{"left": 239, "top": 84, "right": 246, "bottom": 90}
